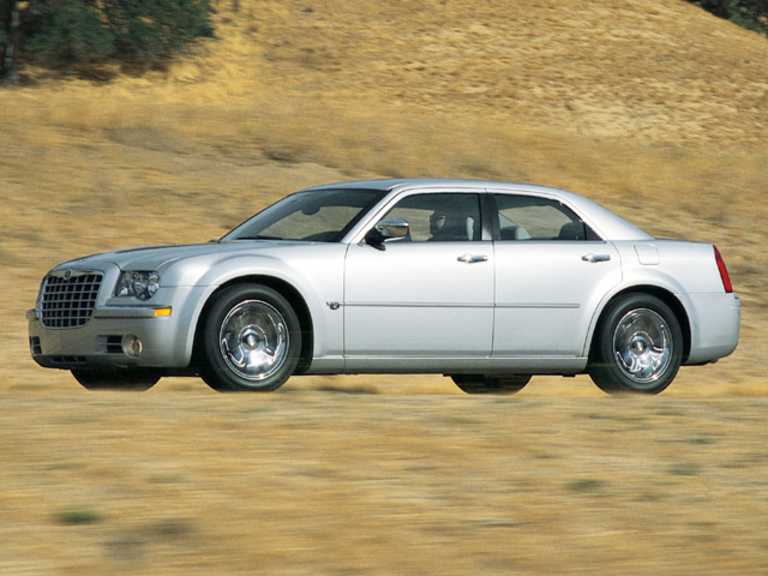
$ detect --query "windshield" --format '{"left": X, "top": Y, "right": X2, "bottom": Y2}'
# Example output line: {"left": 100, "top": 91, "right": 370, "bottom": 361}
{"left": 222, "top": 188, "right": 386, "bottom": 243}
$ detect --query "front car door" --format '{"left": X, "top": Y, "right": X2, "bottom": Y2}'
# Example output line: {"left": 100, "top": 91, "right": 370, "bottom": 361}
{"left": 344, "top": 190, "right": 494, "bottom": 372}
{"left": 491, "top": 192, "right": 621, "bottom": 359}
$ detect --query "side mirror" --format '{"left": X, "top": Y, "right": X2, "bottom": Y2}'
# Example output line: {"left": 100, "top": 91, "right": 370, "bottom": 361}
{"left": 365, "top": 218, "right": 409, "bottom": 250}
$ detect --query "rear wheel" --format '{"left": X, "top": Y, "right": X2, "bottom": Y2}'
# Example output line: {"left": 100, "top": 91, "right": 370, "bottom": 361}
{"left": 451, "top": 374, "right": 531, "bottom": 395}
{"left": 589, "top": 293, "right": 683, "bottom": 394}
{"left": 71, "top": 369, "right": 160, "bottom": 391}
{"left": 199, "top": 284, "right": 302, "bottom": 392}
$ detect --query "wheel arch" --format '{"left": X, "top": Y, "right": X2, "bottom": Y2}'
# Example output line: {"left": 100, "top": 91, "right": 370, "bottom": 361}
{"left": 191, "top": 275, "right": 315, "bottom": 374}
{"left": 586, "top": 284, "right": 692, "bottom": 364}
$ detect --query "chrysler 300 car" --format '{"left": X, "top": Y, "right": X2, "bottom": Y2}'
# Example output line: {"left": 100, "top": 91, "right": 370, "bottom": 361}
{"left": 27, "top": 179, "right": 740, "bottom": 394}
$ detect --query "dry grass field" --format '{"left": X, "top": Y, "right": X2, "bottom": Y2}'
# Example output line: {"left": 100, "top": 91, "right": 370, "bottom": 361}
{"left": 2, "top": 392, "right": 767, "bottom": 575}
{"left": 0, "top": 0, "right": 766, "bottom": 573}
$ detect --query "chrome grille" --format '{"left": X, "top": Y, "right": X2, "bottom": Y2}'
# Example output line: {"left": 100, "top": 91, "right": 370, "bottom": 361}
{"left": 41, "top": 272, "right": 103, "bottom": 328}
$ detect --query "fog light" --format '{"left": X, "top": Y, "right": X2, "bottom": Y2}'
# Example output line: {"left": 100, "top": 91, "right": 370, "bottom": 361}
{"left": 122, "top": 334, "right": 143, "bottom": 358}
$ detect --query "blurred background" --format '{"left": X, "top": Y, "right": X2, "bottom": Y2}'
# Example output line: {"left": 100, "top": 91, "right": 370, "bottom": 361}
{"left": 0, "top": 1, "right": 766, "bottom": 574}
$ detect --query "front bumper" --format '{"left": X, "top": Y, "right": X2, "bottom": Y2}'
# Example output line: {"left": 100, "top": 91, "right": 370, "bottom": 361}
{"left": 27, "top": 287, "right": 202, "bottom": 370}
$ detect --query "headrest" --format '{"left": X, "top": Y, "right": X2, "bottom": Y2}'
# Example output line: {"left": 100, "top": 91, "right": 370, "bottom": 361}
{"left": 558, "top": 221, "right": 585, "bottom": 241}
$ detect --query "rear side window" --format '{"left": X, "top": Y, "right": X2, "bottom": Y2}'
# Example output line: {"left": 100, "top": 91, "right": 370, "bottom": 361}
{"left": 493, "top": 194, "right": 598, "bottom": 241}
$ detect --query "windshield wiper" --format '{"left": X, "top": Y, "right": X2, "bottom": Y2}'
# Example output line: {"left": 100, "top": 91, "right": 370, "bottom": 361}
{"left": 233, "top": 235, "right": 285, "bottom": 241}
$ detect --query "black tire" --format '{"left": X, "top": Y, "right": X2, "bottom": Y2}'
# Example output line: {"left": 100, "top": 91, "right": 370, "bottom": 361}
{"left": 199, "top": 284, "right": 302, "bottom": 392}
{"left": 588, "top": 293, "right": 683, "bottom": 395}
{"left": 451, "top": 374, "right": 531, "bottom": 395}
{"left": 71, "top": 369, "right": 160, "bottom": 391}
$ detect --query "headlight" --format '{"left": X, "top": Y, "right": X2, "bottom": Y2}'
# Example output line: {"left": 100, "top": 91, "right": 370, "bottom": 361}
{"left": 115, "top": 271, "right": 160, "bottom": 301}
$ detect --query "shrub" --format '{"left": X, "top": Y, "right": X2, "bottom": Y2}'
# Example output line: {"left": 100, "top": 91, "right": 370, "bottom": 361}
{"left": 104, "top": 0, "right": 214, "bottom": 65}
{"left": 55, "top": 507, "right": 104, "bottom": 525}
{"left": 24, "top": 0, "right": 115, "bottom": 65}
{"left": 22, "top": 0, "right": 213, "bottom": 70}
{"left": 687, "top": 0, "right": 768, "bottom": 35}
{"left": 565, "top": 479, "right": 606, "bottom": 493}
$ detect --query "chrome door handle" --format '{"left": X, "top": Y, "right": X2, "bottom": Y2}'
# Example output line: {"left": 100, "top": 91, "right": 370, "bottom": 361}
{"left": 582, "top": 253, "right": 611, "bottom": 263}
{"left": 457, "top": 254, "right": 488, "bottom": 264}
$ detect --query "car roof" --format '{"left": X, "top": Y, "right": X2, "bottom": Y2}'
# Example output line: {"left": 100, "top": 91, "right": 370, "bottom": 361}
{"left": 304, "top": 178, "right": 597, "bottom": 204}
{"left": 304, "top": 178, "right": 652, "bottom": 241}
{"left": 305, "top": 178, "right": 552, "bottom": 193}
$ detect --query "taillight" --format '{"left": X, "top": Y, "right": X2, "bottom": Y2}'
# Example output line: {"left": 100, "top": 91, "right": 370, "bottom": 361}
{"left": 713, "top": 245, "right": 733, "bottom": 294}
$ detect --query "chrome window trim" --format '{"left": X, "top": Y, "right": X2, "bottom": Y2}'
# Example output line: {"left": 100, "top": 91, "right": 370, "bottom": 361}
{"left": 487, "top": 188, "right": 607, "bottom": 242}
{"left": 344, "top": 184, "right": 488, "bottom": 245}
{"left": 343, "top": 184, "right": 611, "bottom": 245}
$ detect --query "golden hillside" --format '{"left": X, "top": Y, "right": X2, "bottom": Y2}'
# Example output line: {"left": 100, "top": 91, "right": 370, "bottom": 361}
{"left": 1, "top": 3, "right": 768, "bottom": 575}
{"left": 14, "top": 0, "right": 768, "bottom": 142}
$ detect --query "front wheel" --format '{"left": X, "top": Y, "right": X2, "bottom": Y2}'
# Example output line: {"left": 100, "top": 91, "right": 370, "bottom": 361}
{"left": 72, "top": 369, "right": 160, "bottom": 391}
{"left": 588, "top": 293, "right": 683, "bottom": 394}
{"left": 451, "top": 374, "right": 531, "bottom": 394}
{"left": 199, "top": 284, "right": 302, "bottom": 392}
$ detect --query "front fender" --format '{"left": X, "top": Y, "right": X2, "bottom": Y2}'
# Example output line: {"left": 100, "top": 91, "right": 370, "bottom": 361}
{"left": 171, "top": 248, "right": 347, "bottom": 367}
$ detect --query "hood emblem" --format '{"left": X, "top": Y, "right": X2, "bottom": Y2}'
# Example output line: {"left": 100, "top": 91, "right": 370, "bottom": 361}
{"left": 50, "top": 269, "right": 91, "bottom": 280}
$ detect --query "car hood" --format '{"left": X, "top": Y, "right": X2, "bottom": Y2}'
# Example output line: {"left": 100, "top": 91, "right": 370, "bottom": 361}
{"left": 54, "top": 241, "right": 304, "bottom": 272}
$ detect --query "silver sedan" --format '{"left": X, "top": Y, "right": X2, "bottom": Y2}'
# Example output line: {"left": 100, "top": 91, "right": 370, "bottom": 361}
{"left": 27, "top": 179, "right": 740, "bottom": 394}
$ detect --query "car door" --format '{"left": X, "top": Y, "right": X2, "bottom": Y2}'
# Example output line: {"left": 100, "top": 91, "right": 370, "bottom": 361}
{"left": 491, "top": 193, "right": 621, "bottom": 357}
{"left": 344, "top": 191, "right": 494, "bottom": 370}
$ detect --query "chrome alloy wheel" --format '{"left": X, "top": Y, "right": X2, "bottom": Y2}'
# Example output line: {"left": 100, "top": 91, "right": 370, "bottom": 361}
{"left": 218, "top": 300, "right": 289, "bottom": 382}
{"left": 612, "top": 308, "right": 673, "bottom": 388}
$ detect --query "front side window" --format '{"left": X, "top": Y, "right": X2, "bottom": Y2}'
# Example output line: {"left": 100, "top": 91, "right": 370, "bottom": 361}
{"left": 494, "top": 194, "right": 596, "bottom": 241}
{"left": 379, "top": 193, "right": 482, "bottom": 242}
{"left": 223, "top": 188, "right": 386, "bottom": 242}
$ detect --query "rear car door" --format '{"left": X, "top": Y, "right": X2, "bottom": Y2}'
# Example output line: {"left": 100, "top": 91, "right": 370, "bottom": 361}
{"left": 491, "top": 193, "right": 621, "bottom": 357}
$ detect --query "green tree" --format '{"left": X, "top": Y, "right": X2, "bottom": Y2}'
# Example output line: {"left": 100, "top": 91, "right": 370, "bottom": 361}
{"left": 4, "top": 0, "right": 213, "bottom": 76}
{"left": 688, "top": 0, "right": 768, "bottom": 34}
{"left": 103, "top": 0, "right": 213, "bottom": 67}
{"left": 24, "top": 0, "right": 115, "bottom": 65}
{"left": 0, "top": 0, "right": 20, "bottom": 81}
